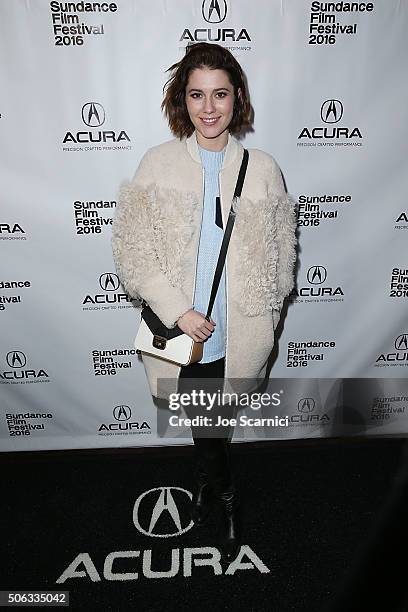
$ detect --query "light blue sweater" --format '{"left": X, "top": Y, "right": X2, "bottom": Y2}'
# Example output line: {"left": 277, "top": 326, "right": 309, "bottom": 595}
{"left": 193, "top": 143, "right": 227, "bottom": 362}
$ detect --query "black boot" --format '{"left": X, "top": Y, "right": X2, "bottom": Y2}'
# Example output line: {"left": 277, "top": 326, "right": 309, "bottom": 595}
{"left": 190, "top": 465, "right": 214, "bottom": 526}
{"left": 214, "top": 480, "right": 241, "bottom": 564}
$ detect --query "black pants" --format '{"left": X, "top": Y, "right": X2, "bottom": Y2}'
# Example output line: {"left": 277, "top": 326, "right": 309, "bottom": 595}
{"left": 178, "top": 357, "right": 236, "bottom": 493}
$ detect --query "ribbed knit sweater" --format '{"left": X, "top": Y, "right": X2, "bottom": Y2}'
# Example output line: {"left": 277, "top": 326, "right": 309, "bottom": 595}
{"left": 193, "top": 143, "right": 227, "bottom": 362}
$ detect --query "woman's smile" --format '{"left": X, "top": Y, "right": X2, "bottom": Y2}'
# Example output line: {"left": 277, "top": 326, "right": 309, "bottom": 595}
{"left": 200, "top": 116, "right": 221, "bottom": 126}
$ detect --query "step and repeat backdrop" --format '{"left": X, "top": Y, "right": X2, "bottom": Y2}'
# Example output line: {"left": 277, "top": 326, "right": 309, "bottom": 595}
{"left": 0, "top": 0, "right": 407, "bottom": 451}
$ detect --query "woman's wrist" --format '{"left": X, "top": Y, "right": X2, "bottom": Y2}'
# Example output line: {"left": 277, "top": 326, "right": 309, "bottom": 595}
{"left": 176, "top": 306, "right": 194, "bottom": 326}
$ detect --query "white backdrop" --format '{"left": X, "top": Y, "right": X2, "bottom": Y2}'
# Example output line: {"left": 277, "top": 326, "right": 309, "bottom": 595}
{"left": 1, "top": 0, "right": 407, "bottom": 451}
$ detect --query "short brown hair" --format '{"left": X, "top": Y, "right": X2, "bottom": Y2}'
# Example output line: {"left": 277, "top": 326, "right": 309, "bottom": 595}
{"left": 161, "top": 43, "right": 251, "bottom": 139}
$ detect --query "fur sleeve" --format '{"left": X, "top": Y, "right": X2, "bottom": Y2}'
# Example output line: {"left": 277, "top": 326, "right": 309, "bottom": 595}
{"left": 111, "top": 152, "right": 192, "bottom": 328}
{"left": 268, "top": 158, "right": 298, "bottom": 311}
{"left": 273, "top": 192, "right": 298, "bottom": 310}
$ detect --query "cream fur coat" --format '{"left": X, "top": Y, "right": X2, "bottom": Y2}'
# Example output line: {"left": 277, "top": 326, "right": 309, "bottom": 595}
{"left": 111, "top": 131, "right": 298, "bottom": 400}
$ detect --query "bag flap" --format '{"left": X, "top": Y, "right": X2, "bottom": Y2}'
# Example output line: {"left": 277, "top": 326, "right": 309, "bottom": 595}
{"left": 141, "top": 306, "right": 184, "bottom": 340}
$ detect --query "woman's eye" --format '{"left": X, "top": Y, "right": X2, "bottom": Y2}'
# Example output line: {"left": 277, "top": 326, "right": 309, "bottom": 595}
{"left": 189, "top": 92, "right": 228, "bottom": 99}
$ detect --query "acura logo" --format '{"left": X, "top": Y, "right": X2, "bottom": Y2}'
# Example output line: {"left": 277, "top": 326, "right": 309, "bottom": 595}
{"left": 133, "top": 487, "right": 193, "bottom": 538}
{"left": 202, "top": 0, "right": 227, "bottom": 23}
{"left": 321, "top": 100, "right": 343, "bottom": 124}
{"left": 307, "top": 266, "right": 327, "bottom": 285}
{"left": 6, "top": 351, "right": 26, "bottom": 368}
{"left": 395, "top": 334, "right": 408, "bottom": 351}
{"left": 298, "top": 398, "right": 315, "bottom": 413}
{"left": 99, "top": 273, "right": 120, "bottom": 291}
{"left": 82, "top": 102, "right": 105, "bottom": 127}
{"left": 113, "top": 405, "right": 131, "bottom": 421}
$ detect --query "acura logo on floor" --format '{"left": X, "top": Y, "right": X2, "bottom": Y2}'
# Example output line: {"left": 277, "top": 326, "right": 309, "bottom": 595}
{"left": 133, "top": 487, "right": 193, "bottom": 538}
{"left": 56, "top": 485, "right": 270, "bottom": 582}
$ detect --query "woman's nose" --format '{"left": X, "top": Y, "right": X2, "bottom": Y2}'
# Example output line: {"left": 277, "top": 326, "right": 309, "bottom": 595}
{"left": 203, "top": 96, "right": 216, "bottom": 113}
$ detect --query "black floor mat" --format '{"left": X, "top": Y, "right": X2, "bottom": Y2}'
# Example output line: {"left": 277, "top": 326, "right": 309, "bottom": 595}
{"left": 0, "top": 438, "right": 405, "bottom": 612}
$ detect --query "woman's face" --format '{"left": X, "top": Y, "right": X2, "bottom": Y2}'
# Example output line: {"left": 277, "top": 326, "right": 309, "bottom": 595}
{"left": 185, "top": 66, "right": 238, "bottom": 151}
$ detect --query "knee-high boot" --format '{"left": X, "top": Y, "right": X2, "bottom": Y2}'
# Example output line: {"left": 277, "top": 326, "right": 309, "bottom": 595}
{"left": 211, "top": 438, "right": 241, "bottom": 564}
{"left": 190, "top": 436, "right": 223, "bottom": 526}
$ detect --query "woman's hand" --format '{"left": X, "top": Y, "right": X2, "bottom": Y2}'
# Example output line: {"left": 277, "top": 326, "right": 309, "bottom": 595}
{"left": 177, "top": 309, "right": 216, "bottom": 342}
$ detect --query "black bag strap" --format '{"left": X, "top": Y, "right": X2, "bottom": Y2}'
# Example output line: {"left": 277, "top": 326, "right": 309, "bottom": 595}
{"left": 205, "top": 148, "right": 249, "bottom": 320}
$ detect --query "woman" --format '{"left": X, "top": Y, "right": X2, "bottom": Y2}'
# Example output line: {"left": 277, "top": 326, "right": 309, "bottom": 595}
{"left": 111, "top": 42, "right": 298, "bottom": 564}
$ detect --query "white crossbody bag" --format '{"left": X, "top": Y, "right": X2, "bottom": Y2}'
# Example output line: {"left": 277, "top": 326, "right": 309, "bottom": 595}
{"left": 134, "top": 149, "right": 249, "bottom": 366}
